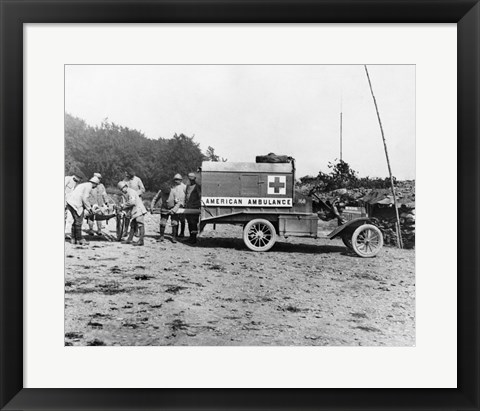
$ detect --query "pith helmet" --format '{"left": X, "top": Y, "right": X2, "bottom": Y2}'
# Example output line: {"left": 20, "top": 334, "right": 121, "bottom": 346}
{"left": 117, "top": 181, "right": 128, "bottom": 189}
{"left": 188, "top": 172, "right": 196, "bottom": 179}
{"left": 173, "top": 173, "right": 182, "bottom": 180}
{"left": 94, "top": 173, "right": 102, "bottom": 179}
{"left": 89, "top": 176, "right": 101, "bottom": 185}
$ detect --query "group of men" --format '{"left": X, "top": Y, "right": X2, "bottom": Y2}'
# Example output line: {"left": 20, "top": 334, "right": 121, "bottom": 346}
{"left": 64, "top": 169, "right": 201, "bottom": 247}
{"left": 149, "top": 172, "right": 201, "bottom": 244}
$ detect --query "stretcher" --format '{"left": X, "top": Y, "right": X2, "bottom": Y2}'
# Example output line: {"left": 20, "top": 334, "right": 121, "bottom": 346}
{"left": 150, "top": 208, "right": 201, "bottom": 215}
{"left": 84, "top": 202, "right": 127, "bottom": 241}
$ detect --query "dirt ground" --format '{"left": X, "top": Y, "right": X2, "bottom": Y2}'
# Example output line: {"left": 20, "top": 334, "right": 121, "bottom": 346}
{"left": 65, "top": 214, "right": 415, "bottom": 346}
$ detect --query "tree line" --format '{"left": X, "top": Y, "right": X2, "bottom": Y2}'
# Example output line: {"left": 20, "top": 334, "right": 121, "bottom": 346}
{"left": 65, "top": 113, "right": 223, "bottom": 190}
{"left": 66, "top": 113, "right": 396, "bottom": 194}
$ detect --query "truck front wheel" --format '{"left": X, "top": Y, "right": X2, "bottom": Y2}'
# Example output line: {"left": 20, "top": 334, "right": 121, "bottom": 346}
{"left": 351, "top": 224, "right": 383, "bottom": 258}
{"left": 243, "top": 219, "right": 277, "bottom": 252}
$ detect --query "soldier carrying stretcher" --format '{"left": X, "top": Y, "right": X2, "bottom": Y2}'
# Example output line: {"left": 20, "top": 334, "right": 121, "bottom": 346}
{"left": 183, "top": 172, "right": 201, "bottom": 244}
{"left": 118, "top": 181, "right": 147, "bottom": 246}
{"left": 171, "top": 174, "right": 187, "bottom": 238}
{"left": 65, "top": 175, "right": 100, "bottom": 245}
{"left": 150, "top": 182, "right": 183, "bottom": 243}
{"left": 86, "top": 173, "right": 115, "bottom": 235}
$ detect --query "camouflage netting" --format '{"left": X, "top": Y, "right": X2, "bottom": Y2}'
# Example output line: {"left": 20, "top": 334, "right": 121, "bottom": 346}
{"left": 297, "top": 181, "right": 416, "bottom": 249}
{"left": 375, "top": 208, "right": 415, "bottom": 249}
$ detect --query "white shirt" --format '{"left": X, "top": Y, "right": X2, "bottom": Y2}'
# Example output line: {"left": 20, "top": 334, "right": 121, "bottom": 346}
{"left": 66, "top": 182, "right": 94, "bottom": 215}
{"left": 64, "top": 176, "right": 78, "bottom": 196}
{"left": 122, "top": 188, "right": 147, "bottom": 219}
{"left": 123, "top": 176, "right": 145, "bottom": 197}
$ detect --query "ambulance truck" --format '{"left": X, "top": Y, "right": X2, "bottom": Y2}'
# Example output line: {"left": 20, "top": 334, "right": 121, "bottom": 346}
{"left": 198, "top": 159, "right": 384, "bottom": 257}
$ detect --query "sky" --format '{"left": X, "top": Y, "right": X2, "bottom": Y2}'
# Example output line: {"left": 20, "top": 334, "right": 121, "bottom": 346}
{"left": 65, "top": 65, "right": 415, "bottom": 180}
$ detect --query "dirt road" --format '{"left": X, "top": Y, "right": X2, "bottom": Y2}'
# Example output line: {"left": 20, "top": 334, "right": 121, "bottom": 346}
{"left": 65, "top": 215, "right": 415, "bottom": 346}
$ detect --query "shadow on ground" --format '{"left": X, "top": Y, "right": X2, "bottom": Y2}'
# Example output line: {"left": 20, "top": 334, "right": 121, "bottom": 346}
{"left": 189, "top": 236, "right": 349, "bottom": 255}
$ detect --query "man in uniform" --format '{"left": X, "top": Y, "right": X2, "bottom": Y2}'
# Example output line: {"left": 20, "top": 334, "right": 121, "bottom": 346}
{"left": 118, "top": 181, "right": 147, "bottom": 246}
{"left": 65, "top": 173, "right": 81, "bottom": 196}
{"left": 183, "top": 172, "right": 201, "bottom": 244}
{"left": 65, "top": 175, "right": 100, "bottom": 245}
{"left": 332, "top": 197, "right": 347, "bottom": 226}
{"left": 123, "top": 169, "right": 146, "bottom": 197}
{"left": 64, "top": 173, "right": 82, "bottom": 231}
{"left": 86, "top": 173, "right": 113, "bottom": 235}
{"left": 150, "top": 183, "right": 183, "bottom": 243}
{"left": 171, "top": 174, "right": 186, "bottom": 238}
{"left": 122, "top": 169, "right": 145, "bottom": 237}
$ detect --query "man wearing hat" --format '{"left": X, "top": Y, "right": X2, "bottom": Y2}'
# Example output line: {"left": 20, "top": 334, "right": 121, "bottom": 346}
{"left": 123, "top": 169, "right": 145, "bottom": 198}
{"left": 150, "top": 182, "right": 183, "bottom": 243}
{"left": 86, "top": 173, "right": 113, "bottom": 235}
{"left": 65, "top": 173, "right": 81, "bottom": 196}
{"left": 171, "top": 174, "right": 187, "bottom": 238}
{"left": 65, "top": 176, "right": 100, "bottom": 245}
{"left": 118, "top": 181, "right": 147, "bottom": 246}
{"left": 332, "top": 198, "right": 347, "bottom": 225}
{"left": 183, "top": 172, "right": 201, "bottom": 244}
{"left": 64, "top": 173, "right": 82, "bottom": 229}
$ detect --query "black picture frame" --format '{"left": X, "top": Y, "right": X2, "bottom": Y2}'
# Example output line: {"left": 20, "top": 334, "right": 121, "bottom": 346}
{"left": 1, "top": 1, "right": 479, "bottom": 410}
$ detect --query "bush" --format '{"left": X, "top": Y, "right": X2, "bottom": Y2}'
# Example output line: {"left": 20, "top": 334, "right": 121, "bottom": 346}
{"left": 299, "top": 159, "right": 394, "bottom": 193}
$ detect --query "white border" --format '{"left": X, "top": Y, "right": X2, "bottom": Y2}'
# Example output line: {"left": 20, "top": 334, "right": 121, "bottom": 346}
{"left": 24, "top": 24, "right": 457, "bottom": 388}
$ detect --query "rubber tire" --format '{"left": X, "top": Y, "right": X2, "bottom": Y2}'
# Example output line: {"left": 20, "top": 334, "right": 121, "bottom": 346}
{"left": 243, "top": 219, "right": 277, "bottom": 252}
{"left": 351, "top": 224, "right": 383, "bottom": 258}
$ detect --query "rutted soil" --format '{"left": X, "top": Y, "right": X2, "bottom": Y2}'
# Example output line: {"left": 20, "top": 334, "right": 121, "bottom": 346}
{"left": 65, "top": 215, "right": 415, "bottom": 346}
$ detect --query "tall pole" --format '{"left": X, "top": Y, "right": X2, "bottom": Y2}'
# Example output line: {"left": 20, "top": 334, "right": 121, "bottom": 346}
{"left": 340, "top": 112, "right": 343, "bottom": 161}
{"left": 340, "top": 95, "right": 343, "bottom": 161}
{"left": 364, "top": 65, "right": 403, "bottom": 249}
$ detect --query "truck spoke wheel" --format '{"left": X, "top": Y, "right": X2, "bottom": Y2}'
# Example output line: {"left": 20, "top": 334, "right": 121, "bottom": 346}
{"left": 243, "top": 219, "right": 276, "bottom": 252}
{"left": 351, "top": 224, "right": 383, "bottom": 258}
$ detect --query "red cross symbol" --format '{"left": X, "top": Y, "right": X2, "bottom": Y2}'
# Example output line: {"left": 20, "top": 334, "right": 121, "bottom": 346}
{"left": 268, "top": 176, "right": 285, "bottom": 194}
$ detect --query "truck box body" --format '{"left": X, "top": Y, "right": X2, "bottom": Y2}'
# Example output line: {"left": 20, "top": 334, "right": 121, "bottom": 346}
{"left": 200, "top": 161, "right": 315, "bottom": 232}
{"left": 202, "top": 161, "right": 293, "bottom": 201}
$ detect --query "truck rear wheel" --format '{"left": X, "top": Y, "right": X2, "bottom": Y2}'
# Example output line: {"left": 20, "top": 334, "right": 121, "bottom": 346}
{"left": 243, "top": 219, "right": 276, "bottom": 252}
{"left": 351, "top": 224, "right": 383, "bottom": 258}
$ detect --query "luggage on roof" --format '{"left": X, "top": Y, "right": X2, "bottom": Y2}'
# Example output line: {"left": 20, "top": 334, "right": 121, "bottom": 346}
{"left": 255, "top": 153, "right": 293, "bottom": 163}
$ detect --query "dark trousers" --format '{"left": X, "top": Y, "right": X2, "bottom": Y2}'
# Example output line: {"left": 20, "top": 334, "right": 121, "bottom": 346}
{"left": 66, "top": 204, "right": 84, "bottom": 241}
{"left": 186, "top": 214, "right": 200, "bottom": 234}
{"left": 179, "top": 214, "right": 186, "bottom": 234}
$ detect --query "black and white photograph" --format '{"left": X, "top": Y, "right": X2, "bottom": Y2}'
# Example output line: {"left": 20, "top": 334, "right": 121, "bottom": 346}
{"left": 64, "top": 64, "right": 415, "bottom": 347}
